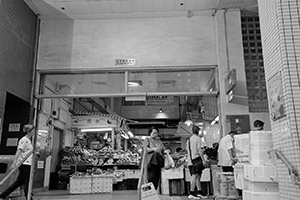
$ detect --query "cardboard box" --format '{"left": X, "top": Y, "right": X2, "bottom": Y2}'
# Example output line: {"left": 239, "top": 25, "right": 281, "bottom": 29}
{"left": 244, "top": 164, "right": 277, "bottom": 182}
{"left": 244, "top": 180, "right": 279, "bottom": 192}
{"left": 242, "top": 190, "right": 279, "bottom": 200}
{"left": 162, "top": 166, "right": 184, "bottom": 179}
{"left": 215, "top": 172, "right": 239, "bottom": 197}
{"left": 69, "top": 176, "right": 92, "bottom": 194}
{"left": 233, "top": 164, "right": 246, "bottom": 190}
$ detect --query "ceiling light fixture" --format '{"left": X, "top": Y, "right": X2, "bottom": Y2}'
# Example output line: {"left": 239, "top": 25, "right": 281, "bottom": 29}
{"left": 128, "top": 80, "right": 142, "bottom": 86}
{"left": 81, "top": 128, "right": 113, "bottom": 132}
{"left": 159, "top": 109, "right": 163, "bottom": 113}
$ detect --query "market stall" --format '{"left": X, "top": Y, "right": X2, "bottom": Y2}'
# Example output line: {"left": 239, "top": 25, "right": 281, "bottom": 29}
{"left": 58, "top": 114, "right": 142, "bottom": 193}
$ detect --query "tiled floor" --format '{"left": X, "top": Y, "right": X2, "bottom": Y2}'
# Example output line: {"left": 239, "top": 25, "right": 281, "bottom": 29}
{"left": 9, "top": 190, "right": 214, "bottom": 200}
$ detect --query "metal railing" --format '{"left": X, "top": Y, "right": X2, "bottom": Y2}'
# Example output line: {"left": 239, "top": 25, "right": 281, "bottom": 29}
{"left": 268, "top": 149, "right": 300, "bottom": 186}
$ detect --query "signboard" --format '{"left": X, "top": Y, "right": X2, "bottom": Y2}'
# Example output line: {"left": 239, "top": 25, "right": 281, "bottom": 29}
{"left": 225, "top": 69, "right": 237, "bottom": 94}
{"left": 72, "top": 116, "right": 117, "bottom": 128}
{"left": 268, "top": 72, "right": 285, "bottom": 121}
{"left": 115, "top": 58, "right": 136, "bottom": 65}
{"left": 8, "top": 123, "right": 20, "bottom": 132}
{"left": 146, "top": 96, "right": 177, "bottom": 106}
{"left": 6, "top": 138, "right": 18, "bottom": 146}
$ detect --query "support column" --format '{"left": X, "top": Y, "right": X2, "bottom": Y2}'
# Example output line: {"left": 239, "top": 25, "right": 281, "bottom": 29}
{"left": 215, "top": 10, "right": 249, "bottom": 137}
{"left": 258, "top": 0, "right": 300, "bottom": 199}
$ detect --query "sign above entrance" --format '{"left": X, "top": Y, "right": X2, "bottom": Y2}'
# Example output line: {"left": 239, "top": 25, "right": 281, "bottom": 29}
{"left": 72, "top": 116, "right": 117, "bottom": 128}
{"left": 115, "top": 58, "right": 136, "bottom": 66}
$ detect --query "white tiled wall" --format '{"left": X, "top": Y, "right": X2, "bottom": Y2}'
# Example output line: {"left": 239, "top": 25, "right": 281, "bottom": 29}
{"left": 258, "top": 0, "right": 300, "bottom": 199}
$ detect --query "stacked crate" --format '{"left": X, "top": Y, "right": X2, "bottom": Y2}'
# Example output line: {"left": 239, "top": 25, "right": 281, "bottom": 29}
{"left": 160, "top": 166, "right": 184, "bottom": 195}
{"left": 233, "top": 134, "right": 250, "bottom": 191}
{"left": 234, "top": 134, "right": 250, "bottom": 163}
{"left": 92, "top": 175, "right": 113, "bottom": 193}
{"left": 69, "top": 175, "right": 113, "bottom": 194}
{"left": 242, "top": 131, "right": 279, "bottom": 200}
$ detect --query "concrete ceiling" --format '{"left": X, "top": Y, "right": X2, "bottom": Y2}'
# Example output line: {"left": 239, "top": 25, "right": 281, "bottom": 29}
{"left": 24, "top": 0, "right": 258, "bottom": 20}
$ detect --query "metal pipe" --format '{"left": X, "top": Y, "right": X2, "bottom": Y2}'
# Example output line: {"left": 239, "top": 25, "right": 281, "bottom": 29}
{"left": 27, "top": 14, "right": 41, "bottom": 200}
{"left": 37, "top": 65, "right": 217, "bottom": 74}
{"left": 36, "top": 91, "right": 219, "bottom": 99}
{"left": 268, "top": 149, "right": 300, "bottom": 186}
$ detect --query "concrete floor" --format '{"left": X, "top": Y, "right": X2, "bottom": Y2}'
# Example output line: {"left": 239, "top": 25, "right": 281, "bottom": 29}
{"left": 8, "top": 190, "right": 215, "bottom": 200}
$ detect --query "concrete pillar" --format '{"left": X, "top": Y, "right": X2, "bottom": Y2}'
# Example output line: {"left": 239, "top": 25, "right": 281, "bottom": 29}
{"left": 258, "top": 0, "right": 300, "bottom": 199}
{"left": 214, "top": 10, "right": 249, "bottom": 137}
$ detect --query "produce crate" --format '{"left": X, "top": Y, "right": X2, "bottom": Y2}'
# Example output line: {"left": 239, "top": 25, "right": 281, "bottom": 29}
{"left": 215, "top": 172, "right": 239, "bottom": 197}
{"left": 127, "top": 170, "right": 140, "bottom": 179}
{"left": 233, "top": 164, "right": 246, "bottom": 190}
{"left": 243, "top": 164, "right": 277, "bottom": 182}
{"left": 244, "top": 180, "right": 279, "bottom": 193}
{"left": 92, "top": 175, "right": 113, "bottom": 193}
{"left": 69, "top": 176, "right": 92, "bottom": 194}
{"left": 162, "top": 166, "right": 184, "bottom": 179}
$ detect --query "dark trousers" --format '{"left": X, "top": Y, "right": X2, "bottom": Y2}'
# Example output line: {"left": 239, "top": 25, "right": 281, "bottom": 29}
{"left": 0, "top": 165, "right": 32, "bottom": 200}
{"left": 148, "top": 164, "right": 161, "bottom": 189}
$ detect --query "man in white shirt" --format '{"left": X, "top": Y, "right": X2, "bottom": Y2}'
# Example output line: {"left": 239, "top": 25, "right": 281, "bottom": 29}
{"left": 218, "top": 131, "right": 238, "bottom": 172}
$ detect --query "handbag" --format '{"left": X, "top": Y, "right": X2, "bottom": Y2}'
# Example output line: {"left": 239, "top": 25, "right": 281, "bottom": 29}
{"left": 188, "top": 139, "right": 205, "bottom": 174}
{"left": 147, "top": 138, "right": 165, "bottom": 168}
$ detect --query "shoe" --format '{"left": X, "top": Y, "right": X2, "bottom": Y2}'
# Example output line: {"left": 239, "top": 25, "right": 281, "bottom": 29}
{"left": 196, "top": 190, "right": 208, "bottom": 198}
{"left": 188, "top": 193, "right": 200, "bottom": 199}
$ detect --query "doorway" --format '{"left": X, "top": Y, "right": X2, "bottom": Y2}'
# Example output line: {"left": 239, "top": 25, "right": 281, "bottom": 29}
{"left": 0, "top": 92, "right": 30, "bottom": 155}
{"left": 49, "top": 128, "right": 63, "bottom": 190}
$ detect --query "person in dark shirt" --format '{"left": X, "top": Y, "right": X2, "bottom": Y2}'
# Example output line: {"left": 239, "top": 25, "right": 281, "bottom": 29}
{"left": 253, "top": 120, "right": 264, "bottom": 131}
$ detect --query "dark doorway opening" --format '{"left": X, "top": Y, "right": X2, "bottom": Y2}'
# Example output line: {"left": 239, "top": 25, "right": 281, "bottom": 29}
{"left": 0, "top": 92, "right": 30, "bottom": 155}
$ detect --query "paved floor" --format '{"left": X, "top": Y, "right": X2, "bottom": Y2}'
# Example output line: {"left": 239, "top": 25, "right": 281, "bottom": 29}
{"left": 8, "top": 190, "right": 215, "bottom": 200}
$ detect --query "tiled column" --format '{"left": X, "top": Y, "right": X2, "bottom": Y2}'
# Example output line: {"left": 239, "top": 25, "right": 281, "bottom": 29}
{"left": 258, "top": 0, "right": 300, "bottom": 199}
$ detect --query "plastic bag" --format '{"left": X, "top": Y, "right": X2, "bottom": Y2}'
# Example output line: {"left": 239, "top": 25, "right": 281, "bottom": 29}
{"left": 164, "top": 153, "right": 175, "bottom": 170}
{"left": 141, "top": 182, "right": 160, "bottom": 200}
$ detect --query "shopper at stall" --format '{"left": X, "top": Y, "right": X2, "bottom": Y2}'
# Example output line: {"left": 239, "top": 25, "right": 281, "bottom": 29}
{"left": 141, "top": 126, "right": 169, "bottom": 190}
{"left": 218, "top": 130, "right": 238, "bottom": 172}
{"left": 186, "top": 126, "right": 207, "bottom": 199}
{"left": 0, "top": 124, "right": 35, "bottom": 200}
{"left": 253, "top": 119, "right": 264, "bottom": 131}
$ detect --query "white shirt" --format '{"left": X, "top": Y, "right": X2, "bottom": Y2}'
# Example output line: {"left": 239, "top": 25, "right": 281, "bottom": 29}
{"left": 186, "top": 135, "right": 205, "bottom": 166}
{"left": 218, "top": 134, "right": 234, "bottom": 166}
{"left": 17, "top": 136, "right": 33, "bottom": 166}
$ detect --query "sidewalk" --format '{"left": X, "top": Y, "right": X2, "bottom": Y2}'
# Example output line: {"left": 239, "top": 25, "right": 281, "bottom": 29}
{"left": 9, "top": 190, "right": 214, "bottom": 200}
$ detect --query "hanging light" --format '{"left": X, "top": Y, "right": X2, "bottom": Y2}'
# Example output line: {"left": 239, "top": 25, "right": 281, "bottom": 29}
{"left": 184, "top": 120, "right": 193, "bottom": 126}
{"left": 159, "top": 109, "right": 163, "bottom": 113}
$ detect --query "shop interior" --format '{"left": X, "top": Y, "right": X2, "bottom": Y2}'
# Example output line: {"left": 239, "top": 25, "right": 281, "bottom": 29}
{"left": 38, "top": 68, "right": 221, "bottom": 194}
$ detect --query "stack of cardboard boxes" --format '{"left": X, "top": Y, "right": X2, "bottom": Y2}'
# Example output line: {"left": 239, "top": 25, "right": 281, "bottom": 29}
{"left": 240, "top": 131, "right": 279, "bottom": 200}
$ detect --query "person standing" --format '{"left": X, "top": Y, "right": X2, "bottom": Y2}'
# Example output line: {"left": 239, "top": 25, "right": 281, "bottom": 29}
{"left": 141, "top": 126, "right": 169, "bottom": 190}
{"left": 218, "top": 131, "right": 238, "bottom": 172}
{"left": 186, "top": 126, "right": 207, "bottom": 199}
{"left": 0, "top": 124, "right": 35, "bottom": 200}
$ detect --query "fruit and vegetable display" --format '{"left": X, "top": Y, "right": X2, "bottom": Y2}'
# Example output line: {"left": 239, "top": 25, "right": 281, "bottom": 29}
{"left": 61, "top": 146, "right": 141, "bottom": 166}
{"left": 203, "top": 142, "right": 218, "bottom": 160}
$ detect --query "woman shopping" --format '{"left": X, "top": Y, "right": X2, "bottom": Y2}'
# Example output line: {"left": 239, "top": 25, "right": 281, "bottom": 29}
{"left": 141, "top": 126, "right": 169, "bottom": 190}
{"left": 0, "top": 124, "right": 35, "bottom": 200}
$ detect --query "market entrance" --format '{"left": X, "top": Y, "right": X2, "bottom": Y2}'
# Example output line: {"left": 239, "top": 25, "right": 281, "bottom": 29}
{"left": 33, "top": 67, "right": 221, "bottom": 194}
